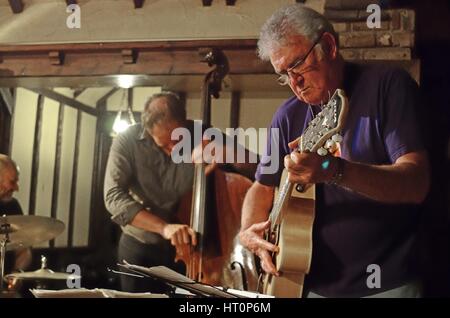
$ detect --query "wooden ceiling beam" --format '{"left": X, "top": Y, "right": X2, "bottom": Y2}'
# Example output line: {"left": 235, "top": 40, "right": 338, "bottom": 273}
{"left": 29, "top": 89, "right": 98, "bottom": 117}
{"left": 96, "top": 88, "right": 120, "bottom": 107}
{"left": 0, "top": 39, "right": 258, "bottom": 53}
{"left": 73, "top": 88, "right": 86, "bottom": 98}
{"left": 121, "top": 49, "right": 138, "bottom": 64}
{"left": 49, "top": 51, "right": 64, "bottom": 65}
{"left": 0, "top": 39, "right": 273, "bottom": 78}
{"left": 8, "top": 0, "right": 24, "bottom": 14}
{"left": 0, "top": 50, "right": 272, "bottom": 77}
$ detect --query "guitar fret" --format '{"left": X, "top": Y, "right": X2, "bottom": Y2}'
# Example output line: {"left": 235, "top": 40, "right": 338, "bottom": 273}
{"left": 270, "top": 178, "right": 291, "bottom": 228}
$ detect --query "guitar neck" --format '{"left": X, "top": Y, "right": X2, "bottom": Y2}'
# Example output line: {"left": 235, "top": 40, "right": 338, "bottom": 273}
{"left": 269, "top": 176, "right": 294, "bottom": 230}
{"left": 268, "top": 88, "right": 348, "bottom": 232}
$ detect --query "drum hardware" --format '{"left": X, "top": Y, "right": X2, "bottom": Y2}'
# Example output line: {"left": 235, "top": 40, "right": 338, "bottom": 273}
{"left": 6, "top": 255, "right": 81, "bottom": 281}
{"left": 0, "top": 214, "right": 65, "bottom": 296}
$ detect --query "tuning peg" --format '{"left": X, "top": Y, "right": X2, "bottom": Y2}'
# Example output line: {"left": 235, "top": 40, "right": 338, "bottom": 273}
{"left": 332, "top": 133, "right": 343, "bottom": 143}
{"left": 325, "top": 139, "right": 337, "bottom": 150}
{"left": 317, "top": 147, "right": 328, "bottom": 156}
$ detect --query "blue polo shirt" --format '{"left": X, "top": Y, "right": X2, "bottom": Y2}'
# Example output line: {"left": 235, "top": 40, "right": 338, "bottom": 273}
{"left": 256, "top": 63, "right": 425, "bottom": 297}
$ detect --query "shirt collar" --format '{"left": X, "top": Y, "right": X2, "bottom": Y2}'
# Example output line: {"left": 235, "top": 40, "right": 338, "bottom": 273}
{"left": 137, "top": 125, "right": 160, "bottom": 152}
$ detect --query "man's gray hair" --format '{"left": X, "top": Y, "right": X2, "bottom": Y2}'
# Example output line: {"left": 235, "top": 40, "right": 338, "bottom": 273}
{"left": 0, "top": 154, "right": 17, "bottom": 181}
{"left": 258, "top": 4, "right": 338, "bottom": 61}
{"left": 141, "top": 91, "right": 186, "bottom": 130}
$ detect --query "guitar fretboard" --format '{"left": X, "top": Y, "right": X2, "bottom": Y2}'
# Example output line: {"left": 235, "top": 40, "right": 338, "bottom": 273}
{"left": 269, "top": 178, "right": 293, "bottom": 230}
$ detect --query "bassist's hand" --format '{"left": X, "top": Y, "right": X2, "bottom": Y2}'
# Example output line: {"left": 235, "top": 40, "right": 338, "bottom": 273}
{"left": 239, "top": 220, "right": 280, "bottom": 276}
{"left": 162, "top": 224, "right": 197, "bottom": 248}
{"left": 192, "top": 139, "right": 219, "bottom": 176}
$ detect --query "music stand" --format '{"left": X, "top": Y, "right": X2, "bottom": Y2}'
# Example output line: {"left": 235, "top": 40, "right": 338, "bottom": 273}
{"left": 117, "top": 261, "right": 243, "bottom": 298}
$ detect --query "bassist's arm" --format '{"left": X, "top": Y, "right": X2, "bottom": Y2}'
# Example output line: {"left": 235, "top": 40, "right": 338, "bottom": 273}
{"left": 131, "top": 209, "right": 197, "bottom": 248}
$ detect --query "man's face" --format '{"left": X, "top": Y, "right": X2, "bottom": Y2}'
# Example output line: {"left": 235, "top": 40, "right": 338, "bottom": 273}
{"left": 0, "top": 166, "right": 19, "bottom": 202}
{"left": 149, "top": 120, "right": 182, "bottom": 156}
{"left": 270, "top": 34, "right": 335, "bottom": 105}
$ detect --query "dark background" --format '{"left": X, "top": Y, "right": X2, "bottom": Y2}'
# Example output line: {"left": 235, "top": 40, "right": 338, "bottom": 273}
{"left": 390, "top": 0, "right": 450, "bottom": 297}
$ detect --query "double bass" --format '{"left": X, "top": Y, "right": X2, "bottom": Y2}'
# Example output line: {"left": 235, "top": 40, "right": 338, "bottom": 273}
{"left": 175, "top": 49, "right": 258, "bottom": 291}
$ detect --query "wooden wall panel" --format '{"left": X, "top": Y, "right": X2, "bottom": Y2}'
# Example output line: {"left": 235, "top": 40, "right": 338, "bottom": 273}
{"left": 0, "top": 95, "right": 11, "bottom": 154}
{"left": 10, "top": 88, "right": 38, "bottom": 214}
{"left": 54, "top": 104, "right": 77, "bottom": 247}
{"left": 73, "top": 113, "right": 96, "bottom": 247}
{"left": 34, "top": 97, "right": 59, "bottom": 247}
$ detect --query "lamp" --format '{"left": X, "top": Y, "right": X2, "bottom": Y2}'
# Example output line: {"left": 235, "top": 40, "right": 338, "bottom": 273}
{"left": 111, "top": 88, "right": 136, "bottom": 136}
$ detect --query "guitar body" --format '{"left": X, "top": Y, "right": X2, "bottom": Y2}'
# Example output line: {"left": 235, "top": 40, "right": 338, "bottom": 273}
{"left": 263, "top": 172, "right": 316, "bottom": 298}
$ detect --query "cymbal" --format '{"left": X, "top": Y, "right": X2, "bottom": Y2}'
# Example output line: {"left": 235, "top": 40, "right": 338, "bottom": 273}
{"left": 5, "top": 268, "right": 81, "bottom": 281}
{"left": 0, "top": 215, "right": 65, "bottom": 250}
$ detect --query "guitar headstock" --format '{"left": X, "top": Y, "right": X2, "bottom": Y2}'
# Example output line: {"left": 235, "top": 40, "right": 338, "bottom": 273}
{"left": 299, "top": 89, "right": 348, "bottom": 153}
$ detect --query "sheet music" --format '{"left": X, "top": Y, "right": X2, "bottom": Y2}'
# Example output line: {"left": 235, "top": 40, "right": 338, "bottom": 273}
{"left": 31, "top": 288, "right": 105, "bottom": 298}
{"left": 174, "top": 287, "right": 274, "bottom": 298}
{"left": 125, "top": 264, "right": 195, "bottom": 284}
{"left": 30, "top": 288, "right": 168, "bottom": 298}
{"left": 118, "top": 263, "right": 240, "bottom": 298}
{"left": 216, "top": 287, "right": 274, "bottom": 298}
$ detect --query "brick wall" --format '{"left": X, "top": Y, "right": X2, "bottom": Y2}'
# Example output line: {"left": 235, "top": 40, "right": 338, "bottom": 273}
{"left": 323, "top": 0, "right": 416, "bottom": 61}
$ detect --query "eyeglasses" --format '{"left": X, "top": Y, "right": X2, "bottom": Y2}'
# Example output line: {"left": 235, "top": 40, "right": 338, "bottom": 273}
{"left": 276, "top": 33, "right": 324, "bottom": 86}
